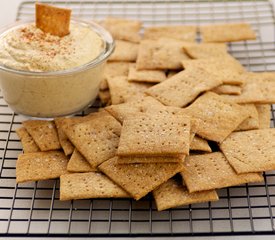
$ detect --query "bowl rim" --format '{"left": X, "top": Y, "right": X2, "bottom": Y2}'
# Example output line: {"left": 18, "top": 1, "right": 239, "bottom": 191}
{"left": 0, "top": 18, "right": 115, "bottom": 76}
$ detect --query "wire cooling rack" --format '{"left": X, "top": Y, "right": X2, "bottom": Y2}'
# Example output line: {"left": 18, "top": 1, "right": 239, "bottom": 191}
{"left": 1, "top": 0, "right": 275, "bottom": 237}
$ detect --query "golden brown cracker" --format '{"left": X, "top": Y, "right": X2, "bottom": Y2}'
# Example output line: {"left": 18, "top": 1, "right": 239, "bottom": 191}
{"left": 128, "top": 66, "right": 166, "bottom": 83}
{"left": 190, "top": 136, "right": 212, "bottom": 153}
{"left": 16, "top": 127, "right": 40, "bottom": 153}
{"left": 109, "top": 40, "right": 139, "bottom": 62}
{"left": 256, "top": 104, "right": 270, "bottom": 129}
{"left": 235, "top": 104, "right": 259, "bottom": 131}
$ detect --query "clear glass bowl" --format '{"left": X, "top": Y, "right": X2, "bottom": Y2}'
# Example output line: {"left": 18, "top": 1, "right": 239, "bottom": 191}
{"left": 0, "top": 19, "right": 114, "bottom": 118}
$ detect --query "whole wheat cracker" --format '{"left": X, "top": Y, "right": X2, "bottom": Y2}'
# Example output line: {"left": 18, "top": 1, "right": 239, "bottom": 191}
{"left": 16, "top": 127, "right": 40, "bottom": 153}
{"left": 128, "top": 66, "right": 167, "bottom": 83}
{"left": 212, "top": 85, "right": 242, "bottom": 95}
{"left": 256, "top": 104, "right": 270, "bottom": 129}
{"left": 109, "top": 40, "right": 139, "bottom": 62}
{"left": 190, "top": 136, "right": 212, "bottom": 153}
{"left": 235, "top": 104, "right": 259, "bottom": 131}
{"left": 116, "top": 155, "right": 185, "bottom": 164}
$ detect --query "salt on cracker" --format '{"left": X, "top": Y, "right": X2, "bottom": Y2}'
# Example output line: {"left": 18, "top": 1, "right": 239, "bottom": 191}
{"left": 235, "top": 104, "right": 259, "bottom": 131}
{"left": 60, "top": 172, "right": 130, "bottom": 201}
{"left": 117, "top": 113, "right": 190, "bottom": 156}
{"left": 23, "top": 120, "right": 61, "bottom": 151}
{"left": 128, "top": 66, "right": 166, "bottom": 83}
{"left": 67, "top": 149, "right": 97, "bottom": 173}
{"left": 116, "top": 155, "right": 185, "bottom": 164}
{"left": 146, "top": 67, "right": 222, "bottom": 107}
{"left": 16, "top": 127, "right": 40, "bottom": 153}
{"left": 220, "top": 129, "right": 275, "bottom": 174}
{"left": 35, "top": 3, "right": 71, "bottom": 37}
{"left": 153, "top": 178, "right": 218, "bottom": 211}
{"left": 63, "top": 113, "right": 121, "bottom": 168}
{"left": 109, "top": 40, "right": 139, "bottom": 62}
{"left": 98, "top": 156, "right": 184, "bottom": 200}
{"left": 143, "top": 25, "right": 197, "bottom": 42}
{"left": 256, "top": 104, "right": 270, "bottom": 129}
{"left": 107, "top": 76, "right": 152, "bottom": 105}
{"left": 182, "top": 92, "right": 249, "bottom": 142}
{"left": 212, "top": 85, "right": 242, "bottom": 95}
{"left": 181, "top": 152, "right": 263, "bottom": 193}
{"left": 16, "top": 151, "right": 68, "bottom": 183}
{"left": 200, "top": 23, "right": 256, "bottom": 43}
{"left": 190, "top": 136, "right": 212, "bottom": 153}
{"left": 136, "top": 38, "right": 189, "bottom": 70}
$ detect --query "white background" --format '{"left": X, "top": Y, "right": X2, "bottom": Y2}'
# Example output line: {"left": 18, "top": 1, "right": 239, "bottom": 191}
{"left": 1, "top": 1, "right": 275, "bottom": 240}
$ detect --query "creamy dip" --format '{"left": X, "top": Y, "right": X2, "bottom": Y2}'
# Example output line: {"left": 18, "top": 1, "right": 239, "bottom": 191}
{"left": 0, "top": 23, "right": 103, "bottom": 72}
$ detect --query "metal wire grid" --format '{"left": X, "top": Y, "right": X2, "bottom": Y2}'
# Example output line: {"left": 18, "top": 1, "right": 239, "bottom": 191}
{"left": 0, "top": 0, "right": 275, "bottom": 237}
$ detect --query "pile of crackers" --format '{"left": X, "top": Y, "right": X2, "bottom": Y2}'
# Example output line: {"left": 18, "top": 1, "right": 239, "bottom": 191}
{"left": 15, "top": 18, "right": 275, "bottom": 211}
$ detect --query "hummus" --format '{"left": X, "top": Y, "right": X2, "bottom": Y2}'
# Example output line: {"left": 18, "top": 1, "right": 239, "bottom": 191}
{"left": 0, "top": 23, "right": 103, "bottom": 72}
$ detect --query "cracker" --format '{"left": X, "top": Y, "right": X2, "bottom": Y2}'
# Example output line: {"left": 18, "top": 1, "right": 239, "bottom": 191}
{"left": 23, "top": 120, "right": 61, "bottom": 151}
{"left": 16, "top": 151, "right": 68, "bottom": 183}
{"left": 212, "top": 85, "right": 242, "bottom": 95}
{"left": 146, "top": 67, "right": 222, "bottom": 107}
{"left": 221, "top": 72, "right": 275, "bottom": 104}
{"left": 182, "top": 92, "right": 249, "bottom": 142}
{"left": 116, "top": 155, "right": 185, "bottom": 164}
{"left": 143, "top": 25, "right": 197, "bottom": 42}
{"left": 128, "top": 66, "right": 166, "bottom": 83}
{"left": 181, "top": 152, "right": 263, "bottom": 193}
{"left": 153, "top": 178, "right": 218, "bottom": 211}
{"left": 98, "top": 90, "right": 111, "bottom": 105}
{"left": 136, "top": 38, "right": 189, "bottom": 70}
{"left": 183, "top": 42, "right": 228, "bottom": 59}
{"left": 16, "top": 127, "right": 40, "bottom": 153}
{"left": 256, "top": 104, "right": 270, "bottom": 129}
{"left": 235, "top": 104, "right": 259, "bottom": 131}
{"left": 109, "top": 40, "right": 139, "bottom": 62}
{"left": 190, "top": 136, "right": 212, "bottom": 153}
{"left": 167, "top": 71, "right": 179, "bottom": 78}
{"left": 102, "top": 17, "right": 142, "bottom": 31}
{"left": 220, "top": 129, "right": 275, "bottom": 173}
{"left": 200, "top": 23, "right": 256, "bottom": 43}
{"left": 67, "top": 149, "right": 97, "bottom": 173}
{"left": 107, "top": 76, "right": 152, "bottom": 105}
{"left": 98, "top": 156, "right": 184, "bottom": 200}
{"left": 60, "top": 172, "right": 130, "bottom": 201}
{"left": 63, "top": 114, "right": 121, "bottom": 168}
{"left": 117, "top": 113, "right": 190, "bottom": 156}
{"left": 35, "top": 3, "right": 71, "bottom": 37}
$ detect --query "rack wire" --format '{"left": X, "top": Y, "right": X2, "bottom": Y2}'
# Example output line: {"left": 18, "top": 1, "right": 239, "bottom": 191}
{"left": 1, "top": 0, "right": 275, "bottom": 237}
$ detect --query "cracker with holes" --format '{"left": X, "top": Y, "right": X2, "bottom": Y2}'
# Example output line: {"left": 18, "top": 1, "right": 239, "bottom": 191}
{"left": 220, "top": 129, "right": 275, "bottom": 173}
{"left": 200, "top": 23, "right": 256, "bottom": 43}
{"left": 63, "top": 113, "right": 121, "bottom": 168}
{"left": 98, "top": 156, "right": 184, "bottom": 200}
{"left": 109, "top": 40, "right": 139, "bottom": 62}
{"left": 235, "top": 104, "right": 259, "bottom": 131}
{"left": 153, "top": 178, "right": 218, "bottom": 211}
{"left": 222, "top": 72, "right": 275, "bottom": 104}
{"left": 256, "top": 104, "right": 270, "bottom": 129}
{"left": 116, "top": 155, "right": 185, "bottom": 164}
{"left": 181, "top": 92, "right": 250, "bottom": 142}
{"left": 117, "top": 113, "right": 190, "bottom": 156}
{"left": 67, "top": 149, "right": 97, "bottom": 173}
{"left": 128, "top": 65, "right": 167, "bottom": 83}
{"left": 16, "top": 127, "right": 40, "bottom": 153}
{"left": 16, "top": 151, "right": 68, "bottom": 183}
{"left": 143, "top": 25, "right": 197, "bottom": 42}
{"left": 212, "top": 85, "right": 242, "bottom": 95}
{"left": 107, "top": 76, "right": 152, "bottom": 105}
{"left": 136, "top": 38, "right": 189, "bottom": 70}
{"left": 146, "top": 67, "right": 222, "bottom": 107}
{"left": 22, "top": 120, "right": 61, "bottom": 151}
{"left": 190, "top": 136, "right": 212, "bottom": 153}
{"left": 181, "top": 152, "right": 263, "bottom": 193}
{"left": 60, "top": 172, "right": 130, "bottom": 200}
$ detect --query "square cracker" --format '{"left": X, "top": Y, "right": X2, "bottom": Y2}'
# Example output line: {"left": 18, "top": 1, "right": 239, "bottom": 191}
{"left": 109, "top": 40, "right": 139, "bottom": 62}
{"left": 16, "top": 151, "right": 68, "bottom": 183}
{"left": 36, "top": 3, "right": 71, "bottom": 37}
{"left": 153, "top": 178, "right": 218, "bottom": 211}
{"left": 63, "top": 113, "right": 121, "bottom": 168}
{"left": 117, "top": 113, "right": 190, "bottom": 156}
{"left": 235, "top": 104, "right": 259, "bottom": 131}
{"left": 23, "top": 120, "right": 61, "bottom": 151}
{"left": 256, "top": 104, "right": 270, "bottom": 129}
{"left": 136, "top": 38, "right": 189, "bottom": 70}
{"left": 190, "top": 136, "right": 212, "bottom": 153}
{"left": 98, "top": 156, "right": 184, "bottom": 200}
{"left": 116, "top": 155, "right": 185, "bottom": 164}
{"left": 67, "top": 149, "right": 97, "bottom": 173}
{"left": 16, "top": 127, "right": 40, "bottom": 153}
{"left": 212, "top": 85, "right": 242, "bottom": 95}
{"left": 146, "top": 67, "right": 222, "bottom": 107}
{"left": 128, "top": 66, "right": 167, "bottom": 83}
{"left": 143, "top": 25, "right": 197, "bottom": 42}
{"left": 182, "top": 92, "right": 249, "bottom": 142}
{"left": 181, "top": 152, "right": 263, "bottom": 193}
{"left": 107, "top": 76, "right": 152, "bottom": 105}
{"left": 60, "top": 172, "right": 130, "bottom": 201}
{"left": 221, "top": 72, "right": 275, "bottom": 104}
{"left": 220, "top": 129, "right": 275, "bottom": 173}
{"left": 200, "top": 23, "right": 256, "bottom": 43}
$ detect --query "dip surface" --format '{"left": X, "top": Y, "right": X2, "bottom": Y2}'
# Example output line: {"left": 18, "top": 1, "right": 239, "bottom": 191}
{"left": 0, "top": 23, "right": 104, "bottom": 72}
